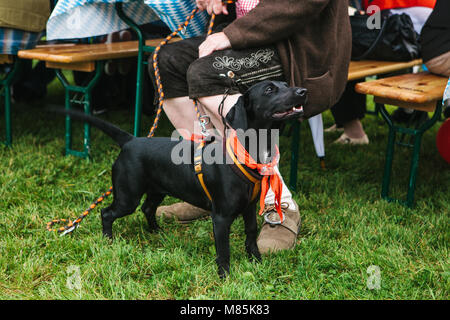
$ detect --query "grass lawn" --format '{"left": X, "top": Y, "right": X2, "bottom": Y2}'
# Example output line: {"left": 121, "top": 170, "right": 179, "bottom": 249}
{"left": 0, "top": 76, "right": 448, "bottom": 300}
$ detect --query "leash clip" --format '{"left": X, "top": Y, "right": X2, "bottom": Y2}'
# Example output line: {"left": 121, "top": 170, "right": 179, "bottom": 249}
{"left": 60, "top": 224, "right": 78, "bottom": 237}
{"left": 199, "top": 115, "right": 210, "bottom": 137}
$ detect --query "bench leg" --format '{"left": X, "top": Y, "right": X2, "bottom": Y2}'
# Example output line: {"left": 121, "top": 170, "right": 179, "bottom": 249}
{"left": 115, "top": 2, "right": 144, "bottom": 137}
{"left": 381, "top": 120, "right": 396, "bottom": 201}
{"left": 406, "top": 134, "right": 422, "bottom": 206}
{"left": 289, "top": 120, "right": 301, "bottom": 191}
{"left": 379, "top": 102, "right": 442, "bottom": 207}
{"left": 366, "top": 100, "right": 381, "bottom": 117}
{"left": 55, "top": 61, "right": 104, "bottom": 159}
{"left": 1, "top": 58, "right": 22, "bottom": 147}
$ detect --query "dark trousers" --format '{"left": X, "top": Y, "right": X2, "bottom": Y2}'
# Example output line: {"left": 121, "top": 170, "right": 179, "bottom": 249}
{"left": 330, "top": 80, "right": 366, "bottom": 126}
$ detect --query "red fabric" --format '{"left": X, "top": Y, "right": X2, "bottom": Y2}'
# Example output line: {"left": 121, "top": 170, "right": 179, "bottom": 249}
{"left": 235, "top": 0, "right": 260, "bottom": 18}
{"left": 362, "top": 0, "right": 436, "bottom": 11}
{"left": 189, "top": 134, "right": 206, "bottom": 143}
{"left": 436, "top": 119, "right": 450, "bottom": 164}
{"left": 228, "top": 130, "right": 283, "bottom": 221}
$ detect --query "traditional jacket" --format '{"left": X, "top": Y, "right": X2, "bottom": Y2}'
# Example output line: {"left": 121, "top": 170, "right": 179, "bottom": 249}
{"left": 0, "top": 0, "right": 50, "bottom": 32}
{"left": 223, "top": 0, "right": 352, "bottom": 118}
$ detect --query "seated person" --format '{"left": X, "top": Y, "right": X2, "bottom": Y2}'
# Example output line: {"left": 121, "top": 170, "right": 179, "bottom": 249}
{"left": 420, "top": 0, "right": 450, "bottom": 77}
{"left": 328, "top": 0, "right": 436, "bottom": 143}
{"left": 149, "top": 0, "right": 351, "bottom": 253}
{"left": 0, "top": 0, "right": 52, "bottom": 101}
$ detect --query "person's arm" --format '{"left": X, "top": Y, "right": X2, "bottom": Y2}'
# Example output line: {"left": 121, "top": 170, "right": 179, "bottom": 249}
{"left": 223, "top": 0, "right": 330, "bottom": 50}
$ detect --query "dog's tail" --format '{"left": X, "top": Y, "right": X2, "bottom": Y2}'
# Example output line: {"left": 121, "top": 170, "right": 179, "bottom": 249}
{"left": 49, "top": 108, "right": 134, "bottom": 148}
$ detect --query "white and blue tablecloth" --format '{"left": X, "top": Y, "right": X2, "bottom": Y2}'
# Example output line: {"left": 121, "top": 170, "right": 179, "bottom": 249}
{"left": 0, "top": 29, "right": 44, "bottom": 55}
{"left": 47, "top": 0, "right": 209, "bottom": 40}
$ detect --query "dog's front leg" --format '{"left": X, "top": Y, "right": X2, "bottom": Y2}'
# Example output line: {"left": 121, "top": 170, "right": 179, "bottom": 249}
{"left": 242, "top": 204, "right": 262, "bottom": 262}
{"left": 211, "top": 213, "right": 233, "bottom": 278}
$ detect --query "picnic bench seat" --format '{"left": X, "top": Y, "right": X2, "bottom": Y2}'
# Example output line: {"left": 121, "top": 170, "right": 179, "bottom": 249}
{"left": 347, "top": 59, "right": 423, "bottom": 81}
{"left": 355, "top": 72, "right": 447, "bottom": 207}
{"left": 18, "top": 38, "right": 173, "bottom": 158}
{"left": 18, "top": 39, "right": 170, "bottom": 72}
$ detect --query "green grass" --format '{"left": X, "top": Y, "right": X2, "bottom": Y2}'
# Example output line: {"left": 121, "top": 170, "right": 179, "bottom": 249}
{"left": 0, "top": 79, "right": 448, "bottom": 300}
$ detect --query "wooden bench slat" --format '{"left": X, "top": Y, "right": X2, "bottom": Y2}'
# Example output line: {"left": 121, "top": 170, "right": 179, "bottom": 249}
{"left": 17, "top": 38, "right": 177, "bottom": 64}
{"left": 46, "top": 61, "right": 96, "bottom": 72}
{"left": 355, "top": 72, "right": 447, "bottom": 110}
{"left": 348, "top": 59, "right": 423, "bottom": 81}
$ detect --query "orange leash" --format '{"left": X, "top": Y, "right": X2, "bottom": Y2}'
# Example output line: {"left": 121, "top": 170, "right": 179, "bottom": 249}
{"left": 47, "top": 2, "right": 234, "bottom": 235}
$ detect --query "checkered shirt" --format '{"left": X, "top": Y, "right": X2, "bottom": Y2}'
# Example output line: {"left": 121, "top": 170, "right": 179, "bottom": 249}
{"left": 0, "top": 28, "right": 43, "bottom": 55}
{"left": 235, "top": 0, "right": 260, "bottom": 18}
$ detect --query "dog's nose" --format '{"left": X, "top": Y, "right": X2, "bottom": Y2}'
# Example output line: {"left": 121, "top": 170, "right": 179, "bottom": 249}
{"left": 295, "top": 88, "right": 307, "bottom": 96}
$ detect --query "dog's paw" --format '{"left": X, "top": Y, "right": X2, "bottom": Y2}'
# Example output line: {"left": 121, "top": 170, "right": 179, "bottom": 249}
{"left": 218, "top": 265, "right": 230, "bottom": 279}
{"left": 147, "top": 224, "right": 160, "bottom": 233}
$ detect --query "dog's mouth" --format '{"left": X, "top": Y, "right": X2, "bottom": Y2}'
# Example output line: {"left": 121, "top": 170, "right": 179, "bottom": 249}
{"left": 271, "top": 105, "right": 304, "bottom": 120}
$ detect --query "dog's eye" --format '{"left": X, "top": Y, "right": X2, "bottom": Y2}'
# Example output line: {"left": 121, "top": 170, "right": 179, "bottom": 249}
{"left": 265, "top": 86, "right": 275, "bottom": 95}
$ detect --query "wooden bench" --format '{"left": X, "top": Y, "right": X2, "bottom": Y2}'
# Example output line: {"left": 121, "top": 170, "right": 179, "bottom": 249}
{"left": 18, "top": 38, "right": 171, "bottom": 158}
{"left": 348, "top": 59, "right": 423, "bottom": 81}
{"left": 1, "top": 54, "right": 22, "bottom": 147}
{"left": 355, "top": 72, "right": 447, "bottom": 207}
{"left": 289, "top": 59, "right": 424, "bottom": 191}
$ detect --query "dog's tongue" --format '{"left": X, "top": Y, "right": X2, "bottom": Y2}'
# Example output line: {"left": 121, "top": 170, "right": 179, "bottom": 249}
{"left": 292, "top": 105, "right": 303, "bottom": 113}
{"left": 273, "top": 105, "right": 303, "bottom": 118}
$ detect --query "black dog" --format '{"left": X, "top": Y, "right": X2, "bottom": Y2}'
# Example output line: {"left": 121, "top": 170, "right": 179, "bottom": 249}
{"left": 58, "top": 80, "right": 307, "bottom": 277}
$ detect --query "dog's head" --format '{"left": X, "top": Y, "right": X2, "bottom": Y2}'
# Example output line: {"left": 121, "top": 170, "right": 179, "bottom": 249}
{"left": 225, "top": 80, "right": 307, "bottom": 130}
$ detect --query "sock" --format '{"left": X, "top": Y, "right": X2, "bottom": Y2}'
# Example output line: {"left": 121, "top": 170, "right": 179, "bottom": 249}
{"left": 264, "top": 166, "right": 296, "bottom": 211}
{"left": 403, "top": 108, "right": 414, "bottom": 114}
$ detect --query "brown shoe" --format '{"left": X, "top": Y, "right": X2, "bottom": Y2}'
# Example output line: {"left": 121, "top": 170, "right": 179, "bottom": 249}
{"left": 156, "top": 202, "right": 210, "bottom": 224}
{"left": 257, "top": 201, "right": 301, "bottom": 254}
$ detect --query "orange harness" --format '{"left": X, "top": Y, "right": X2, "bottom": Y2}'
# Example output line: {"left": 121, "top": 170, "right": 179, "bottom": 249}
{"left": 191, "top": 130, "right": 284, "bottom": 223}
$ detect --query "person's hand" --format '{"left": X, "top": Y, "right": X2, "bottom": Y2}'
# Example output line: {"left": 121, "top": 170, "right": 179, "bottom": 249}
{"left": 198, "top": 32, "right": 231, "bottom": 58}
{"left": 196, "top": 0, "right": 229, "bottom": 15}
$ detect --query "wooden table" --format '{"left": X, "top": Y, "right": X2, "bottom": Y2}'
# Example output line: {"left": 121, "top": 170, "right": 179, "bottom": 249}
{"left": 18, "top": 38, "right": 174, "bottom": 158}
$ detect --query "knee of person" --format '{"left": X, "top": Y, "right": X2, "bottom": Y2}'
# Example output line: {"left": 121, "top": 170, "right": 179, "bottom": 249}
{"left": 186, "top": 58, "right": 209, "bottom": 87}
{"left": 148, "top": 46, "right": 174, "bottom": 75}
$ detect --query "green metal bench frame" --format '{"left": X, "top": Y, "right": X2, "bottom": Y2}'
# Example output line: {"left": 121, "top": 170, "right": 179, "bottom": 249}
{"left": 1, "top": 58, "right": 22, "bottom": 147}
{"left": 55, "top": 61, "right": 104, "bottom": 158}
{"left": 379, "top": 101, "right": 442, "bottom": 207}
{"left": 48, "top": 2, "right": 158, "bottom": 159}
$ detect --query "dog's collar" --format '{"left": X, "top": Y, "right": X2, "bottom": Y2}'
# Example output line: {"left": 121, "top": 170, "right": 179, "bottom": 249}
{"left": 225, "top": 129, "right": 284, "bottom": 222}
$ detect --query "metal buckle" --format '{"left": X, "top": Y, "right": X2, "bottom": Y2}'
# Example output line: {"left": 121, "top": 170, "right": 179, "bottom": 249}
{"left": 199, "top": 115, "right": 210, "bottom": 137}
{"left": 60, "top": 224, "right": 78, "bottom": 237}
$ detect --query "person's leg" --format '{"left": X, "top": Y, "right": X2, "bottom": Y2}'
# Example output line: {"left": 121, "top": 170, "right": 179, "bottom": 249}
{"left": 330, "top": 81, "right": 369, "bottom": 144}
{"left": 263, "top": 166, "right": 295, "bottom": 210}
{"left": 425, "top": 51, "right": 450, "bottom": 77}
{"left": 198, "top": 94, "right": 241, "bottom": 134}
{"left": 163, "top": 96, "right": 201, "bottom": 139}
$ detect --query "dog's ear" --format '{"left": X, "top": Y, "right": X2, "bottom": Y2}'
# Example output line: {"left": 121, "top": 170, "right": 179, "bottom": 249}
{"left": 225, "top": 95, "right": 248, "bottom": 130}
